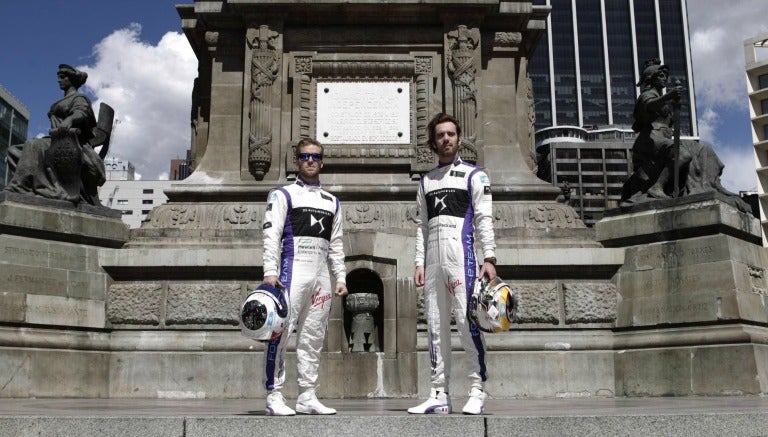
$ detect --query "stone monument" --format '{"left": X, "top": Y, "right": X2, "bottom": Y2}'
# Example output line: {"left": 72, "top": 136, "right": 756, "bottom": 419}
{"left": 0, "top": 64, "right": 129, "bottom": 397}
{"left": 2, "top": 1, "right": 763, "bottom": 400}
{"left": 596, "top": 60, "right": 767, "bottom": 395}
{"left": 94, "top": 0, "right": 626, "bottom": 400}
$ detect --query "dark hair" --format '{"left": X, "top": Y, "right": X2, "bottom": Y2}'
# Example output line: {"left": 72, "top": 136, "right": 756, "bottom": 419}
{"left": 58, "top": 64, "right": 88, "bottom": 88}
{"left": 295, "top": 138, "right": 324, "bottom": 159}
{"left": 427, "top": 113, "right": 461, "bottom": 152}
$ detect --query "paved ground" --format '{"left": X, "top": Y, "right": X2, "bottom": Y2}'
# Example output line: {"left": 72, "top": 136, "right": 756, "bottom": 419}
{"left": 2, "top": 397, "right": 767, "bottom": 436}
{"left": 1, "top": 396, "right": 767, "bottom": 417}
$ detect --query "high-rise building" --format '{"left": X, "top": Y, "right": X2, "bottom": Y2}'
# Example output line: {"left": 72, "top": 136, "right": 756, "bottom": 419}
{"left": 744, "top": 32, "right": 768, "bottom": 246}
{"left": 0, "top": 85, "right": 30, "bottom": 188}
{"left": 530, "top": 0, "right": 697, "bottom": 135}
{"left": 530, "top": 0, "right": 697, "bottom": 225}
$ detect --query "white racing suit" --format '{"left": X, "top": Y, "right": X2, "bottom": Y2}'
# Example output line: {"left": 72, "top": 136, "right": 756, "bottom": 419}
{"left": 415, "top": 158, "right": 496, "bottom": 391}
{"left": 262, "top": 178, "right": 346, "bottom": 393}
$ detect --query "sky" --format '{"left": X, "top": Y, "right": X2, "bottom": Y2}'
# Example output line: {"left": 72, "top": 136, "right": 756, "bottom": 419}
{"left": 1, "top": 1, "right": 767, "bottom": 188}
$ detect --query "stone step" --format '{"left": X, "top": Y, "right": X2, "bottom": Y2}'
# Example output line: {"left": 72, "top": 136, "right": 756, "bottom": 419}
{"left": 2, "top": 397, "right": 767, "bottom": 437}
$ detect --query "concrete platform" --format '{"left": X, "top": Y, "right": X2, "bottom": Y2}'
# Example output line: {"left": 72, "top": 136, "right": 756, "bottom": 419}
{"left": 1, "top": 397, "right": 767, "bottom": 436}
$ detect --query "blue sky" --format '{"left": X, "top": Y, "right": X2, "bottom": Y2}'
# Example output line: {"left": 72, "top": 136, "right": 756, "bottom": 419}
{"left": 1, "top": 0, "right": 767, "bottom": 189}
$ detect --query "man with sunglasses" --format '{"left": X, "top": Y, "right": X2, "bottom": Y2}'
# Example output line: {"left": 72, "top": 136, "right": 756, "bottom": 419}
{"left": 409, "top": 113, "right": 496, "bottom": 415}
{"left": 261, "top": 138, "right": 348, "bottom": 415}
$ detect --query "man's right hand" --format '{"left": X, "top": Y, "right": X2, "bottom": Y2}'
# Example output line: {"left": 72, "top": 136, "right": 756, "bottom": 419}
{"left": 263, "top": 275, "right": 283, "bottom": 288}
{"left": 414, "top": 266, "right": 425, "bottom": 287}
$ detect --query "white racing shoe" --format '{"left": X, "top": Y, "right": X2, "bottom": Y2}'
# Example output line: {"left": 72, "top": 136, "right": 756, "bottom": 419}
{"left": 296, "top": 389, "right": 336, "bottom": 415}
{"left": 407, "top": 388, "right": 452, "bottom": 414}
{"left": 265, "top": 391, "right": 296, "bottom": 416}
{"left": 462, "top": 387, "right": 487, "bottom": 415}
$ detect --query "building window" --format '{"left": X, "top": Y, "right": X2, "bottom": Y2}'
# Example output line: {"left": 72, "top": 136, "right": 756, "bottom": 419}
{"left": 142, "top": 199, "right": 153, "bottom": 205}
{"left": 122, "top": 210, "right": 133, "bottom": 215}
{"left": 761, "top": 99, "right": 768, "bottom": 115}
{"left": 142, "top": 189, "right": 154, "bottom": 194}
{"left": 580, "top": 149, "right": 602, "bottom": 159}
{"left": 760, "top": 74, "right": 768, "bottom": 90}
{"left": 142, "top": 210, "right": 151, "bottom": 214}
{"left": 117, "top": 199, "right": 128, "bottom": 205}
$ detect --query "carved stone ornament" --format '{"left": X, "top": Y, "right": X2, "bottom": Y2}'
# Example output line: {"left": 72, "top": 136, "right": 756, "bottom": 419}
{"left": 493, "top": 32, "right": 522, "bottom": 48}
{"left": 447, "top": 25, "right": 479, "bottom": 111}
{"left": 224, "top": 205, "right": 260, "bottom": 225}
{"left": 295, "top": 56, "right": 313, "bottom": 74}
{"left": 345, "top": 204, "right": 381, "bottom": 225}
{"left": 204, "top": 31, "right": 219, "bottom": 48}
{"left": 414, "top": 57, "right": 433, "bottom": 74}
{"left": 459, "top": 136, "right": 479, "bottom": 164}
{"left": 525, "top": 204, "right": 582, "bottom": 228}
{"left": 447, "top": 25, "right": 480, "bottom": 148}
{"left": 417, "top": 146, "right": 434, "bottom": 164}
{"left": 247, "top": 25, "right": 281, "bottom": 180}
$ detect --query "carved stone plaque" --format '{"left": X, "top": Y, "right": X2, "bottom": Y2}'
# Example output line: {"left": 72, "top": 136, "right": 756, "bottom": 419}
{"left": 316, "top": 81, "right": 410, "bottom": 144}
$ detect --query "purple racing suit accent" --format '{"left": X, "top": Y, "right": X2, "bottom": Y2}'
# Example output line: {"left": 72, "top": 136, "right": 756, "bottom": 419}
{"left": 414, "top": 158, "right": 495, "bottom": 391}
{"left": 262, "top": 177, "right": 346, "bottom": 392}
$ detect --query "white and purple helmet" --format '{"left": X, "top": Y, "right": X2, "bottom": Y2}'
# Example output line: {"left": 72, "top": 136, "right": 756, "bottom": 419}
{"left": 240, "top": 283, "right": 290, "bottom": 341}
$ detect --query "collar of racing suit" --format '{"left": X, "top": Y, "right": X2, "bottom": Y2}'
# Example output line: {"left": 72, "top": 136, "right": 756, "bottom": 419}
{"left": 436, "top": 157, "right": 463, "bottom": 169}
{"left": 296, "top": 176, "right": 321, "bottom": 189}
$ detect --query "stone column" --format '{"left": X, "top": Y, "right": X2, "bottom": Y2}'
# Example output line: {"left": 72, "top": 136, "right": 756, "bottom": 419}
{"left": 185, "top": 30, "right": 244, "bottom": 183}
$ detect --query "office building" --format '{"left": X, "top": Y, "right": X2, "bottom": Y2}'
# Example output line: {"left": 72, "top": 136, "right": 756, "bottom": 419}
{"left": 536, "top": 126, "right": 634, "bottom": 225}
{"left": 744, "top": 32, "right": 768, "bottom": 245}
{"left": 170, "top": 150, "right": 192, "bottom": 180}
{"left": 0, "top": 85, "right": 30, "bottom": 188}
{"left": 529, "top": 0, "right": 696, "bottom": 224}
{"left": 104, "top": 156, "right": 136, "bottom": 181}
{"left": 530, "top": 0, "right": 696, "bottom": 136}
{"left": 99, "top": 157, "right": 171, "bottom": 228}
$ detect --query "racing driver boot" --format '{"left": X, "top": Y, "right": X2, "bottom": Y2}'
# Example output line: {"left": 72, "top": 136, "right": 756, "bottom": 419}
{"left": 296, "top": 388, "right": 336, "bottom": 415}
{"left": 265, "top": 391, "right": 296, "bottom": 416}
{"left": 462, "top": 386, "right": 488, "bottom": 415}
{"left": 407, "top": 387, "right": 452, "bottom": 414}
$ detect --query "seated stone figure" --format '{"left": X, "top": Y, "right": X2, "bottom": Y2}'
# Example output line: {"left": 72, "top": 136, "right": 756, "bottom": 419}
{"left": 621, "top": 59, "right": 747, "bottom": 211}
{"left": 5, "top": 64, "right": 113, "bottom": 206}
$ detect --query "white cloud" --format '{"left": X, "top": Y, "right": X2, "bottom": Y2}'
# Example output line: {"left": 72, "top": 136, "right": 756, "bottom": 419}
{"left": 687, "top": 0, "right": 768, "bottom": 193}
{"left": 696, "top": 107, "right": 718, "bottom": 143}
{"left": 689, "top": 0, "right": 768, "bottom": 108}
{"left": 79, "top": 23, "right": 197, "bottom": 180}
{"left": 718, "top": 145, "right": 758, "bottom": 193}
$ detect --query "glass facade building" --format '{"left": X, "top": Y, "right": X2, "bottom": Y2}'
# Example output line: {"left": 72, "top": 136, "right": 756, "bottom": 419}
{"left": 530, "top": 0, "right": 696, "bottom": 136}
{"left": 0, "top": 85, "right": 30, "bottom": 189}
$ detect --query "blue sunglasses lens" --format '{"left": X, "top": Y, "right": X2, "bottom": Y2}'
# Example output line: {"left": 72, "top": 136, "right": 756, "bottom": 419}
{"left": 299, "top": 153, "right": 323, "bottom": 162}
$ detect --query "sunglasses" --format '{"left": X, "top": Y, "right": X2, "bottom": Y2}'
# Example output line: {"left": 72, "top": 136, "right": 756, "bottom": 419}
{"left": 298, "top": 152, "right": 323, "bottom": 162}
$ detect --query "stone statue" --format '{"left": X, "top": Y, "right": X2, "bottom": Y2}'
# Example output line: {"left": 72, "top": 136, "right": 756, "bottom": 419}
{"left": 5, "top": 64, "right": 113, "bottom": 205}
{"left": 621, "top": 59, "right": 746, "bottom": 211}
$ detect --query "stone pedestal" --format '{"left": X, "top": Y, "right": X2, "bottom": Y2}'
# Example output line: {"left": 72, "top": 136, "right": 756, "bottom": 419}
{"left": 596, "top": 195, "right": 768, "bottom": 395}
{"left": 0, "top": 192, "right": 129, "bottom": 397}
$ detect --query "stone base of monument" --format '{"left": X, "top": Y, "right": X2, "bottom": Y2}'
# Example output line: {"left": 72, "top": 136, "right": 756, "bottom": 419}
{"left": 596, "top": 194, "right": 768, "bottom": 395}
{"left": 93, "top": 194, "right": 626, "bottom": 399}
{"left": 0, "top": 192, "right": 129, "bottom": 397}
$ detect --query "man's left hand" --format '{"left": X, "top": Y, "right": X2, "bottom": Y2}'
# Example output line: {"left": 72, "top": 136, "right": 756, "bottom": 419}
{"left": 479, "top": 262, "right": 496, "bottom": 281}
{"left": 335, "top": 282, "right": 348, "bottom": 296}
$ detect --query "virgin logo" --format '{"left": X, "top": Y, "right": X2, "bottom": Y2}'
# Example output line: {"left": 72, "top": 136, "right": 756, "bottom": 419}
{"left": 311, "top": 288, "right": 332, "bottom": 308}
